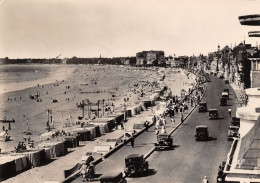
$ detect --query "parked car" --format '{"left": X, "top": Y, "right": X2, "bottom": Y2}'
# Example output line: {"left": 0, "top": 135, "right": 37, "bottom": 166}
{"left": 124, "top": 154, "right": 149, "bottom": 177}
{"left": 198, "top": 102, "right": 207, "bottom": 112}
{"left": 224, "top": 79, "right": 229, "bottom": 84}
{"left": 228, "top": 126, "right": 240, "bottom": 141}
{"left": 220, "top": 97, "right": 227, "bottom": 106}
{"left": 195, "top": 125, "right": 209, "bottom": 141}
{"left": 223, "top": 89, "right": 229, "bottom": 95}
{"left": 155, "top": 133, "right": 173, "bottom": 150}
{"left": 219, "top": 75, "right": 224, "bottom": 79}
{"left": 221, "top": 91, "right": 229, "bottom": 99}
{"left": 99, "top": 172, "right": 126, "bottom": 183}
{"left": 231, "top": 117, "right": 240, "bottom": 127}
{"left": 208, "top": 109, "right": 218, "bottom": 120}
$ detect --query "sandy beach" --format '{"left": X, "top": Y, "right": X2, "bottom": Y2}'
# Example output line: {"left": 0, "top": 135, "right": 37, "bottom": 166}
{"left": 0, "top": 65, "right": 195, "bottom": 152}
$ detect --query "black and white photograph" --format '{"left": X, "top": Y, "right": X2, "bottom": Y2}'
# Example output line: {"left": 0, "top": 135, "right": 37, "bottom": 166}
{"left": 0, "top": 0, "right": 260, "bottom": 182}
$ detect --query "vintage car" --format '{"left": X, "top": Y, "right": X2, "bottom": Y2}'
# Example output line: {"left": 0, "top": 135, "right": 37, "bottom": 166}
{"left": 228, "top": 126, "right": 240, "bottom": 141}
{"left": 208, "top": 109, "right": 218, "bottom": 120}
{"left": 220, "top": 97, "right": 227, "bottom": 106}
{"left": 99, "top": 172, "right": 126, "bottom": 183}
{"left": 224, "top": 79, "right": 229, "bottom": 84}
{"left": 219, "top": 75, "right": 224, "bottom": 79}
{"left": 155, "top": 133, "right": 173, "bottom": 150}
{"left": 198, "top": 102, "right": 207, "bottom": 112}
{"left": 221, "top": 91, "right": 229, "bottom": 99}
{"left": 124, "top": 154, "right": 149, "bottom": 177}
{"left": 195, "top": 125, "right": 209, "bottom": 141}
{"left": 231, "top": 117, "right": 240, "bottom": 127}
{"left": 223, "top": 89, "right": 229, "bottom": 95}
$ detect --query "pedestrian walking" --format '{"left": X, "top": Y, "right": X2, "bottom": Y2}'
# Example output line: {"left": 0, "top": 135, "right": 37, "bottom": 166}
{"left": 131, "top": 137, "right": 135, "bottom": 148}
{"left": 171, "top": 118, "right": 175, "bottom": 127}
{"left": 202, "top": 176, "right": 209, "bottom": 183}
{"left": 152, "top": 115, "right": 156, "bottom": 124}
{"left": 145, "top": 120, "right": 149, "bottom": 132}
{"left": 228, "top": 109, "right": 232, "bottom": 117}
{"left": 181, "top": 114, "right": 184, "bottom": 123}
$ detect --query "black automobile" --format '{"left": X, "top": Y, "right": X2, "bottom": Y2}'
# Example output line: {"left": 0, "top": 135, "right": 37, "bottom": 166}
{"left": 155, "top": 133, "right": 173, "bottom": 150}
{"left": 220, "top": 97, "right": 227, "bottom": 106}
{"left": 219, "top": 75, "right": 224, "bottom": 79}
{"left": 198, "top": 102, "right": 207, "bottom": 112}
{"left": 195, "top": 125, "right": 209, "bottom": 141}
{"left": 228, "top": 126, "right": 240, "bottom": 141}
{"left": 99, "top": 172, "right": 126, "bottom": 183}
{"left": 231, "top": 117, "right": 240, "bottom": 127}
{"left": 222, "top": 91, "right": 229, "bottom": 99}
{"left": 224, "top": 79, "right": 229, "bottom": 84}
{"left": 124, "top": 154, "right": 149, "bottom": 177}
{"left": 209, "top": 109, "right": 218, "bottom": 120}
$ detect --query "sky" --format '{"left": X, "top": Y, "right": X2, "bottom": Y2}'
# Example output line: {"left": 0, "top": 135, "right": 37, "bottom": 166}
{"left": 0, "top": 0, "right": 260, "bottom": 59}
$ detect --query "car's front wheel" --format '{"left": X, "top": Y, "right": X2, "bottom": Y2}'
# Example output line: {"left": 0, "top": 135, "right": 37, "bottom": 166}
{"left": 128, "top": 166, "right": 136, "bottom": 176}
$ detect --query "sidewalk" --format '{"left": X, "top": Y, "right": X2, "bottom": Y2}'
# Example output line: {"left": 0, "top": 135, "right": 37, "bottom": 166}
{"left": 230, "top": 82, "right": 246, "bottom": 107}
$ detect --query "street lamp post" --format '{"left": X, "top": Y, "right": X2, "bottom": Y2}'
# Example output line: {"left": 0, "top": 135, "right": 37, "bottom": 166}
{"left": 123, "top": 103, "right": 127, "bottom": 140}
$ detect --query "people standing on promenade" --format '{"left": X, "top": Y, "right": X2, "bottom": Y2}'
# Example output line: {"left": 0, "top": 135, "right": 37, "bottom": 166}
{"left": 161, "top": 126, "right": 166, "bottom": 133}
{"left": 145, "top": 120, "right": 149, "bottom": 131}
{"left": 131, "top": 136, "right": 135, "bottom": 148}
{"left": 228, "top": 109, "right": 232, "bottom": 117}
{"left": 171, "top": 118, "right": 175, "bottom": 127}
{"left": 191, "top": 97, "right": 194, "bottom": 107}
{"left": 202, "top": 176, "right": 209, "bottom": 183}
{"left": 152, "top": 115, "right": 156, "bottom": 124}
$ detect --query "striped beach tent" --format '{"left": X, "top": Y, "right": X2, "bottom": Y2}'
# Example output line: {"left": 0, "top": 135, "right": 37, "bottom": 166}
{"left": 238, "top": 14, "right": 260, "bottom": 26}
{"left": 248, "top": 31, "right": 260, "bottom": 37}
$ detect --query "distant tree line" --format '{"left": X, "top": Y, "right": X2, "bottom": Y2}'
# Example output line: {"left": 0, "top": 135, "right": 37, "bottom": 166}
{"left": 2, "top": 57, "right": 63, "bottom": 64}
{"left": 1, "top": 56, "right": 136, "bottom": 65}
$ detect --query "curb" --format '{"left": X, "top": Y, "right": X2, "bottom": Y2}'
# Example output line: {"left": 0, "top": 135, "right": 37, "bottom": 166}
{"left": 144, "top": 147, "right": 155, "bottom": 160}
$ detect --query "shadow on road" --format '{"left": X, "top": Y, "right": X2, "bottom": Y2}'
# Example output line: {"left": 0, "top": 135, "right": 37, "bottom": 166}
{"left": 217, "top": 117, "right": 225, "bottom": 120}
{"left": 137, "top": 169, "right": 157, "bottom": 178}
{"left": 207, "top": 137, "right": 217, "bottom": 141}
{"left": 173, "top": 145, "right": 180, "bottom": 149}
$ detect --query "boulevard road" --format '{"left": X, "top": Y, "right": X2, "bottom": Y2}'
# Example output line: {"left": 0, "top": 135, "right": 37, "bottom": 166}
{"left": 128, "top": 76, "right": 239, "bottom": 183}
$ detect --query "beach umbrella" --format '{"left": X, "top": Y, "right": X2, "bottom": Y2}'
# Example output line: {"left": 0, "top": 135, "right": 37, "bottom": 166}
{"left": 248, "top": 31, "right": 260, "bottom": 37}
{"left": 238, "top": 14, "right": 260, "bottom": 26}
